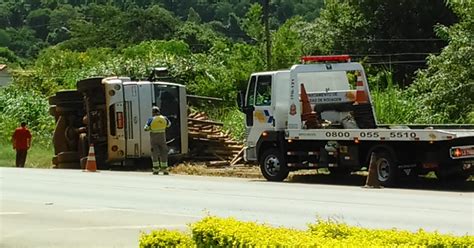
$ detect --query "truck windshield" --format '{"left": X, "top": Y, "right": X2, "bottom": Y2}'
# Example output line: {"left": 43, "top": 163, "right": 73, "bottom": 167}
{"left": 153, "top": 84, "right": 181, "bottom": 154}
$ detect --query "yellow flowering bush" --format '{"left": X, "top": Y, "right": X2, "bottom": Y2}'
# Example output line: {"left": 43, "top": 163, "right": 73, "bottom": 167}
{"left": 139, "top": 216, "right": 474, "bottom": 247}
{"left": 139, "top": 229, "right": 194, "bottom": 248}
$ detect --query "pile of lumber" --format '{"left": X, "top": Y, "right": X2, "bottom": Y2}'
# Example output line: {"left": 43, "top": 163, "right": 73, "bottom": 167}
{"left": 187, "top": 112, "right": 244, "bottom": 166}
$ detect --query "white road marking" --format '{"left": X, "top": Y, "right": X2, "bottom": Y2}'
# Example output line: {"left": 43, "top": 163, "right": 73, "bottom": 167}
{"left": 0, "top": 212, "right": 26, "bottom": 215}
{"left": 47, "top": 224, "right": 186, "bottom": 231}
{"left": 65, "top": 208, "right": 134, "bottom": 212}
{"left": 65, "top": 208, "right": 202, "bottom": 218}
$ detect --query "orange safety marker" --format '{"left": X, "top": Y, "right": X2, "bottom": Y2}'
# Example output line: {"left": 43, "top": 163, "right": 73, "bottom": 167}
{"left": 354, "top": 71, "right": 369, "bottom": 104}
{"left": 84, "top": 144, "right": 97, "bottom": 172}
{"left": 300, "top": 84, "right": 313, "bottom": 116}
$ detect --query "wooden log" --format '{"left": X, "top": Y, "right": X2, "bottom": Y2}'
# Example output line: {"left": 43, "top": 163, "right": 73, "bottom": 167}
{"left": 206, "top": 161, "right": 230, "bottom": 167}
{"left": 230, "top": 156, "right": 242, "bottom": 166}
{"left": 188, "top": 118, "right": 224, "bottom": 126}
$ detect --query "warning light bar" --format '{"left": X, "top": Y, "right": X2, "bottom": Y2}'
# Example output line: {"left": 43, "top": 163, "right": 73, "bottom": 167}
{"left": 301, "top": 55, "right": 351, "bottom": 63}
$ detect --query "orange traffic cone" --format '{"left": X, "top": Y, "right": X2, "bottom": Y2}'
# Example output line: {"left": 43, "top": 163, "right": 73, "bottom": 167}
{"left": 84, "top": 144, "right": 97, "bottom": 172}
{"left": 300, "top": 84, "right": 320, "bottom": 128}
{"left": 354, "top": 71, "right": 369, "bottom": 104}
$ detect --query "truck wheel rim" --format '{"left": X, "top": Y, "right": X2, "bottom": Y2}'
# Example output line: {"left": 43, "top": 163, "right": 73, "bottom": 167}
{"left": 264, "top": 155, "right": 280, "bottom": 176}
{"left": 377, "top": 158, "right": 390, "bottom": 182}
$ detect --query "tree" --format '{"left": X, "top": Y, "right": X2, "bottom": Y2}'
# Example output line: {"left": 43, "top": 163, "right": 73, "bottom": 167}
{"left": 349, "top": 0, "right": 457, "bottom": 85}
{"left": 298, "top": 0, "right": 370, "bottom": 55}
{"left": 408, "top": 0, "right": 473, "bottom": 123}
{"left": 271, "top": 17, "right": 302, "bottom": 70}
{"left": 26, "top": 8, "right": 52, "bottom": 41}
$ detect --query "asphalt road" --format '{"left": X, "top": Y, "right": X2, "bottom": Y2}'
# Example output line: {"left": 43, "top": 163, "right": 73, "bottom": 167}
{"left": 1, "top": 167, "right": 473, "bottom": 248}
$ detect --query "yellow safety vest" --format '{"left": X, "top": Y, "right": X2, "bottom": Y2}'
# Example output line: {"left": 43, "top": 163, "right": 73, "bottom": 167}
{"left": 149, "top": 115, "right": 169, "bottom": 133}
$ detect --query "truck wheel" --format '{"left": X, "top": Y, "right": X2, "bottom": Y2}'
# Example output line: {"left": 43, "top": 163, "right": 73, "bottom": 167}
{"left": 259, "top": 148, "right": 289, "bottom": 182}
{"left": 49, "top": 106, "right": 58, "bottom": 118}
{"left": 55, "top": 90, "right": 82, "bottom": 100}
{"left": 57, "top": 162, "right": 81, "bottom": 169}
{"left": 77, "top": 77, "right": 103, "bottom": 93}
{"left": 78, "top": 133, "right": 89, "bottom": 158}
{"left": 80, "top": 157, "right": 88, "bottom": 170}
{"left": 57, "top": 151, "right": 80, "bottom": 163}
{"left": 374, "top": 151, "right": 397, "bottom": 186}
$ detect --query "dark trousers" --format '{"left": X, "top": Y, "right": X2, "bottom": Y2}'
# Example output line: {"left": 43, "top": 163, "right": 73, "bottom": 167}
{"left": 16, "top": 149, "right": 27, "bottom": 167}
{"left": 150, "top": 132, "right": 168, "bottom": 164}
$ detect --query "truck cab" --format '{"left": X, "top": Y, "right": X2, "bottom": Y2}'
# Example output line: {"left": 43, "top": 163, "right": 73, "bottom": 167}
{"left": 49, "top": 76, "right": 188, "bottom": 169}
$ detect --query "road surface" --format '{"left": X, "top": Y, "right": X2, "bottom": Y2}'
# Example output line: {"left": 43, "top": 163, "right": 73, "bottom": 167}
{"left": 1, "top": 167, "right": 473, "bottom": 247}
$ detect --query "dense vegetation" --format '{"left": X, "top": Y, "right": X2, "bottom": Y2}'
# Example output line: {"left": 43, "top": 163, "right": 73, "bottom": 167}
{"left": 0, "top": 0, "right": 472, "bottom": 146}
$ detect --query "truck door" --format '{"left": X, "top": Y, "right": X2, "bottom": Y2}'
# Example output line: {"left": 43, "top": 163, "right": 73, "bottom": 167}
{"left": 244, "top": 74, "right": 274, "bottom": 160}
{"left": 123, "top": 84, "right": 141, "bottom": 157}
{"left": 253, "top": 75, "right": 273, "bottom": 129}
{"left": 244, "top": 75, "right": 274, "bottom": 128}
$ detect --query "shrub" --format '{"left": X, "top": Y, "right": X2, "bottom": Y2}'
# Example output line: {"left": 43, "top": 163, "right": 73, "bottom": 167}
{"left": 140, "top": 216, "right": 474, "bottom": 247}
{"left": 0, "top": 86, "right": 54, "bottom": 146}
{"left": 139, "top": 229, "right": 194, "bottom": 248}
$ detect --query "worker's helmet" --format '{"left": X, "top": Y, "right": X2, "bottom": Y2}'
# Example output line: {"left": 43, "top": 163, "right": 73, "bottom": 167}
{"left": 152, "top": 106, "right": 161, "bottom": 114}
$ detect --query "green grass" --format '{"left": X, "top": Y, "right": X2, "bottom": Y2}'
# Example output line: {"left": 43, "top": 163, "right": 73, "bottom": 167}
{"left": 0, "top": 142, "right": 53, "bottom": 168}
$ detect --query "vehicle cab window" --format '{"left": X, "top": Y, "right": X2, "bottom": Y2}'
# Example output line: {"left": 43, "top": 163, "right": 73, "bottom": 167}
{"left": 246, "top": 76, "right": 256, "bottom": 106}
{"left": 255, "top": 75, "right": 272, "bottom": 106}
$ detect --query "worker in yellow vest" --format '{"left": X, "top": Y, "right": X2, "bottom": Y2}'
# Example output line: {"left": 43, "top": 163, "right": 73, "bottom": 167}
{"left": 144, "top": 106, "right": 171, "bottom": 175}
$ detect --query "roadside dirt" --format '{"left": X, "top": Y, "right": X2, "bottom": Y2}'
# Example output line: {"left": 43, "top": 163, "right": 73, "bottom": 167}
{"left": 170, "top": 163, "right": 263, "bottom": 179}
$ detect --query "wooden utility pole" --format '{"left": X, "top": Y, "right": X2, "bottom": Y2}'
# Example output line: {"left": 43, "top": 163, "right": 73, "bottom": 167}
{"left": 263, "top": 0, "right": 271, "bottom": 70}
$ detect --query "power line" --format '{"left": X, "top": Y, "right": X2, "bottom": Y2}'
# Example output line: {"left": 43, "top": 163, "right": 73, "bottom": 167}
{"left": 350, "top": 52, "right": 439, "bottom": 57}
{"left": 341, "top": 38, "right": 444, "bottom": 42}
{"left": 367, "top": 60, "right": 427, "bottom": 65}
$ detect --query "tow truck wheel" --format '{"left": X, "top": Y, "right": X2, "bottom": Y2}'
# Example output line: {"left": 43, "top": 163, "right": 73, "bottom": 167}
{"left": 259, "top": 148, "right": 289, "bottom": 182}
{"left": 374, "top": 151, "right": 397, "bottom": 186}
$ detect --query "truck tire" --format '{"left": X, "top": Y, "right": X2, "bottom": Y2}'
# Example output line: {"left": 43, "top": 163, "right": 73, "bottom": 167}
{"left": 374, "top": 151, "right": 398, "bottom": 187}
{"left": 56, "top": 106, "right": 81, "bottom": 116}
{"left": 80, "top": 157, "right": 88, "bottom": 170}
{"left": 77, "top": 77, "right": 103, "bottom": 93}
{"left": 57, "top": 151, "right": 80, "bottom": 163}
{"left": 78, "top": 133, "right": 89, "bottom": 159}
{"left": 55, "top": 90, "right": 82, "bottom": 100}
{"left": 259, "top": 148, "right": 289, "bottom": 182}
{"left": 57, "top": 162, "right": 81, "bottom": 169}
{"left": 49, "top": 106, "right": 58, "bottom": 118}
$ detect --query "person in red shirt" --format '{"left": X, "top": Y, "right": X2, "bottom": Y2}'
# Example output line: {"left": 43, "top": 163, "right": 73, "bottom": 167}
{"left": 11, "top": 122, "right": 32, "bottom": 167}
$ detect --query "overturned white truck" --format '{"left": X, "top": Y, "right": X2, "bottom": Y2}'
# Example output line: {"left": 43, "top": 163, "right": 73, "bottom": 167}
{"left": 238, "top": 55, "right": 474, "bottom": 186}
{"left": 49, "top": 74, "right": 188, "bottom": 170}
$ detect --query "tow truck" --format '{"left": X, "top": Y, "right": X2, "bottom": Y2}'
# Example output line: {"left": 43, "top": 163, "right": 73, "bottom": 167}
{"left": 238, "top": 55, "right": 474, "bottom": 186}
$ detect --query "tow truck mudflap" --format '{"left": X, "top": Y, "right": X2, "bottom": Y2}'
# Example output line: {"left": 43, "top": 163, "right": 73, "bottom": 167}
{"left": 243, "top": 146, "right": 257, "bottom": 162}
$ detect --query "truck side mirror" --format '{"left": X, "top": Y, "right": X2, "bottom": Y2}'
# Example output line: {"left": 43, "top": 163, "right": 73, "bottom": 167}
{"left": 237, "top": 91, "right": 245, "bottom": 112}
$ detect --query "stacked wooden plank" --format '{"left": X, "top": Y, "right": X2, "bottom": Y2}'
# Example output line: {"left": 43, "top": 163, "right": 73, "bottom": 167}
{"left": 187, "top": 112, "right": 244, "bottom": 166}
